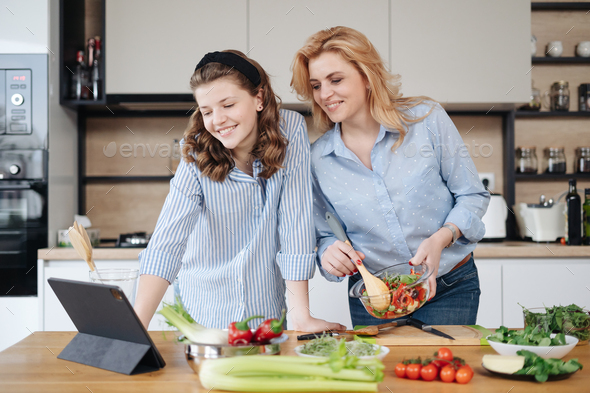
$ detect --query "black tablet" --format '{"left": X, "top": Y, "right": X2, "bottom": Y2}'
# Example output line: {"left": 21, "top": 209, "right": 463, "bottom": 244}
{"left": 48, "top": 277, "right": 166, "bottom": 375}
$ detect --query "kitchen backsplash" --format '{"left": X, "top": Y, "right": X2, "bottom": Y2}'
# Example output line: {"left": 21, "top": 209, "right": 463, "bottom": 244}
{"left": 85, "top": 113, "right": 503, "bottom": 239}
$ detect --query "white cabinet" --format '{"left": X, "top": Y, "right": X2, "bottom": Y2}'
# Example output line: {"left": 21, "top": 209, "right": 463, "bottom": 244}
{"left": 105, "top": 0, "right": 247, "bottom": 94}
{"left": 39, "top": 259, "right": 175, "bottom": 332}
{"left": 0, "top": 297, "right": 38, "bottom": 352}
{"left": 390, "top": 0, "right": 530, "bottom": 105}
{"left": 474, "top": 260, "right": 502, "bottom": 329}
{"left": 249, "top": 0, "right": 390, "bottom": 105}
{"left": 502, "top": 259, "right": 590, "bottom": 328}
{"left": 104, "top": 1, "right": 529, "bottom": 105}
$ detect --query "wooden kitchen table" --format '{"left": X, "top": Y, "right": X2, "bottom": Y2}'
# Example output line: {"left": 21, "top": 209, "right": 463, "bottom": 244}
{"left": 1, "top": 331, "right": 588, "bottom": 393}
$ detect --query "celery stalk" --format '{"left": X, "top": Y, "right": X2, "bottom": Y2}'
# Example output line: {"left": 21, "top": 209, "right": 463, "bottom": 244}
{"left": 199, "top": 374, "right": 379, "bottom": 392}
{"left": 158, "top": 304, "right": 227, "bottom": 344}
{"left": 198, "top": 355, "right": 383, "bottom": 392}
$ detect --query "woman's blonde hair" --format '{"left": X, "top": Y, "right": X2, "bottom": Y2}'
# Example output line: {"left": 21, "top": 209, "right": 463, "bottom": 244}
{"left": 291, "top": 26, "right": 434, "bottom": 150}
{"left": 183, "top": 49, "right": 287, "bottom": 182}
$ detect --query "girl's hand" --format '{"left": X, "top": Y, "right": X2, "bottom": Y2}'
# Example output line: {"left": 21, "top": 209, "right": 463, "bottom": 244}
{"left": 291, "top": 314, "right": 346, "bottom": 333}
{"left": 408, "top": 229, "right": 452, "bottom": 299}
{"left": 321, "top": 240, "right": 365, "bottom": 277}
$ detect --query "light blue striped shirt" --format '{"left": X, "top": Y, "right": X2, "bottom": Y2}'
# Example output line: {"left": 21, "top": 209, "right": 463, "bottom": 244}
{"left": 312, "top": 103, "right": 490, "bottom": 282}
{"left": 139, "top": 110, "right": 316, "bottom": 329}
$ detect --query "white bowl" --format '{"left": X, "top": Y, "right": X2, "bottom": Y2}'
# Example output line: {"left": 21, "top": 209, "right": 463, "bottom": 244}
{"left": 294, "top": 344, "right": 389, "bottom": 361}
{"left": 487, "top": 334, "right": 578, "bottom": 359}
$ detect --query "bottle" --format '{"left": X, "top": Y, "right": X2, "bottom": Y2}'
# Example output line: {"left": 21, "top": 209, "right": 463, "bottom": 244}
{"left": 583, "top": 188, "right": 590, "bottom": 245}
{"left": 71, "top": 50, "right": 89, "bottom": 100}
{"left": 565, "top": 179, "right": 582, "bottom": 245}
{"left": 86, "top": 38, "right": 96, "bottom": 100}
{"left": 91, "top": 36, "right": 102, "bottom": 100}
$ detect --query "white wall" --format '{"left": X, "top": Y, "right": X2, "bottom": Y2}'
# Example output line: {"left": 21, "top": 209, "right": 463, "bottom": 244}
{"left": 48, "top": 0, "right": 78, "bottom": 247}
{"left": 0, "top": 0, "right": 49, "bottom": 54}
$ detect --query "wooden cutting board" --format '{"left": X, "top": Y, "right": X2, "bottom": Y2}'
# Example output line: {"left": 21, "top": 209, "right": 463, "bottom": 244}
{"left": 373, "top": 325, "right": 486, "bottom": 346}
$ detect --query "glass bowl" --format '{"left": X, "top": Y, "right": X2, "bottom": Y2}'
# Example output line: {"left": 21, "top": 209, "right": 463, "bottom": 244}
{"left": 182, "top": 332, "right": 288, "bottom": 374}
{"left": 349, "top": 263, "right": 432, "bottom": 319}
{"left": 523, "top": 307, "right": 590, "bottom": 345}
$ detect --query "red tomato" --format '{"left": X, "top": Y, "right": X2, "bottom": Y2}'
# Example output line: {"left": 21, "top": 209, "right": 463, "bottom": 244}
{"left": 560, "top": 237, "right": 566, "bottom": 245}
{"left": 394, "top": 363, "right": 406, "bottom": 378}
{"left": 405, "top": 363, "right": 422, "bottom": 380}
{"left": 435, "top": 347, "right": 454, "bottom": 362}
{"left": 420, "top": 364, "right": 438, "bottom": 381}
{"left": 440, "top": 365, "right": 456, "bottom": 383}
{"left": 418, "top": 288, "right": 426, "bottom": 302}
{"left": 456, "top": 365, "right": 474, "bottom": 384}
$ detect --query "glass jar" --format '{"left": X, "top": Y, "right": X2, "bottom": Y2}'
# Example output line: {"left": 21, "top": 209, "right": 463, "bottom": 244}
{"left": 550, "top": 81, "right": 570, "bottom": 111}
{"left": 543, "top": 147, "right": 567, "bottom": 174}
{"left": 576, "top": 147, "right": 590, "bottom": 173}
{"left": 516, "top": 147, "right": 538, "bottom": 174}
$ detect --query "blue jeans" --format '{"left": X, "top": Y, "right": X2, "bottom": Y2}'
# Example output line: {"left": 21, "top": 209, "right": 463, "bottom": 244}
{"left": 348, "top": 254, "right": 481, "bottom": 326}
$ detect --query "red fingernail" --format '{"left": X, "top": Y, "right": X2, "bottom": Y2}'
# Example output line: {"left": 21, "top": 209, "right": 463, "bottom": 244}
{"left": 356, "top": 260, "right": 362, "bottom": 265}
{"left": 354, "top": 269, "right": 358, "bottom": 273}
{"left": 408, "top": 261, "right": 412, "bottom": 266}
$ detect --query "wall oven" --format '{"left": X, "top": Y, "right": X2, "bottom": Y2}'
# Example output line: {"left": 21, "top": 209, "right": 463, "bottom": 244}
{"left": 0, "top": 54, "right": 48, "bottom": 297}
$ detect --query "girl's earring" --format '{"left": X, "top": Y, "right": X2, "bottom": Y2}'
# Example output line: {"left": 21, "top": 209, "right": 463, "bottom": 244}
{"left": 258, "top": 106, "right": 263, "bottom": 111}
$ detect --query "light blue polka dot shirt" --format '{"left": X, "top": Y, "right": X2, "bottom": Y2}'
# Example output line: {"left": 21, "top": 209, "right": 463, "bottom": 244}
{"left": 311, "top": 103, "right": 490, "bottom": 282}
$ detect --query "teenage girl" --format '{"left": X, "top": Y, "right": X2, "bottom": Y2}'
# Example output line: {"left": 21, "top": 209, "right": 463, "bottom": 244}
{"left": 135, "top": 50, "right": 345, "bottom": 332}
{"left": 291, "top": 27, "right": 490, "bottom": 326}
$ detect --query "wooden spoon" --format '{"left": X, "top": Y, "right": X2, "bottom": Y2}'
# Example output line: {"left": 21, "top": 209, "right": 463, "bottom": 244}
{"left": 325, "top": 213, "right": 391, "bottom": 310}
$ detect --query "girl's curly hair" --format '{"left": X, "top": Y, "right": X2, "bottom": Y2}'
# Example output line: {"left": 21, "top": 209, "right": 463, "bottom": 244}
{"left": 183, "top": 49, "right": 287, "bottom": 182}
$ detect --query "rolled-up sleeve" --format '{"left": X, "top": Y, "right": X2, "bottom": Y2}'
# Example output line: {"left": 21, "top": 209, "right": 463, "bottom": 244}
{"left": 277, "top": 112, "right": 316, "bottom": 281}
{"left": 432, "top": 105, "right": 490, "bottom": 244}
{"left": 139, "top": 158, "right": 203, "bottom": 283}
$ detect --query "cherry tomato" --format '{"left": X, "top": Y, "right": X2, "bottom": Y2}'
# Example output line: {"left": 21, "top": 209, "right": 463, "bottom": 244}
{"left": 560, "top": 237, "right": 566, "bottom": 245}
{"left": 418, "top": 287, "right": 426, "bottom": 302}
{"left": 435, "top": 348, "right": 453, "bottom": 362}
{"left": 405, "top": 363, "right": 422, "bottom": 380}
{"left": 456, "top": 365, "right": 474, "bottom": 384}
{"left": 394, "top": 363, "right": 406, "bottom": 378}
{"left": 440, "top": 364, "right": 456, "bottom": 383}
{"left": 420, "top": 363, "right": 438, "bottom": 381}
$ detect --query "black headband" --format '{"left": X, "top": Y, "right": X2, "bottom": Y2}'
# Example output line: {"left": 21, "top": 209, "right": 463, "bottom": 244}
{"left": 195, "top": 51, "right": 261, "bottom": 86}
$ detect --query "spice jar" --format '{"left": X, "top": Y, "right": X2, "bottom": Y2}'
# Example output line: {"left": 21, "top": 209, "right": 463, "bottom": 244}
{"left": 576, "top": 147, "right": 590, "bottom": 173}
{"left": 516, "top": 147, "right": 538, "bottom": 174}
{"left": 550, "top": 81, "right": 570, "bottom": 111}
{"left": 543, "top": 147, "right": 567, "bottom": 174}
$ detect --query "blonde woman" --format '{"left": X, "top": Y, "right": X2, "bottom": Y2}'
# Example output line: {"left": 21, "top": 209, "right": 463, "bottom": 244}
{"left": 135, "top": 50, "right": 344, "bottom": 333}
{"left": 291, "top": 27, "right": 490, "bottom": 326}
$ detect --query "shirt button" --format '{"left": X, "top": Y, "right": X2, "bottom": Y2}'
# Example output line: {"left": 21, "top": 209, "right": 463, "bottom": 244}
{"left": 377, "top": 181, "right": 382, "bottom": 185}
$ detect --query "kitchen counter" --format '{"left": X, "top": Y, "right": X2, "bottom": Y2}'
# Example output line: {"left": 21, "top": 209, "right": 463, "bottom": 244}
{"left": 37, "top": 242, "right": 590, "bottom": 261}
{"left": 38, "top": 247, "right": 143, "bottom": 260}
{"left": 1, "top": 331, "right": 588, "bottom": 392}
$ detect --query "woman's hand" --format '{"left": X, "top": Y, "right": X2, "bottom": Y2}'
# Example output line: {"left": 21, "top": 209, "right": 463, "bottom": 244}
{"left": 290, "top": 314, "right": 346, "bottom": 333}
{"left": 408, "top": 229, "right": 452, "bottom": 299}
{"left": 321, "top": 240, "right": 365, "bottom": 277}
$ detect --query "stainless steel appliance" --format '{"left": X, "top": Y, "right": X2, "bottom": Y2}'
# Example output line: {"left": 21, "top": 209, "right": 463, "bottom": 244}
{"left": 0, "top": 54, "right": 48, "bottom": 296}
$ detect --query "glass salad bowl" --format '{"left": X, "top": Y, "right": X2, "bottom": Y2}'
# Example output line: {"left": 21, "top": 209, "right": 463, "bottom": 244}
{"left": 349, "top": 263, "right": 432, "bottom": 319}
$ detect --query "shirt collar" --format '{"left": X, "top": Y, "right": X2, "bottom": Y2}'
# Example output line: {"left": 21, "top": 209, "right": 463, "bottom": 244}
{"left": 320, "top": 123, "right": 398, "bottom": 158}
